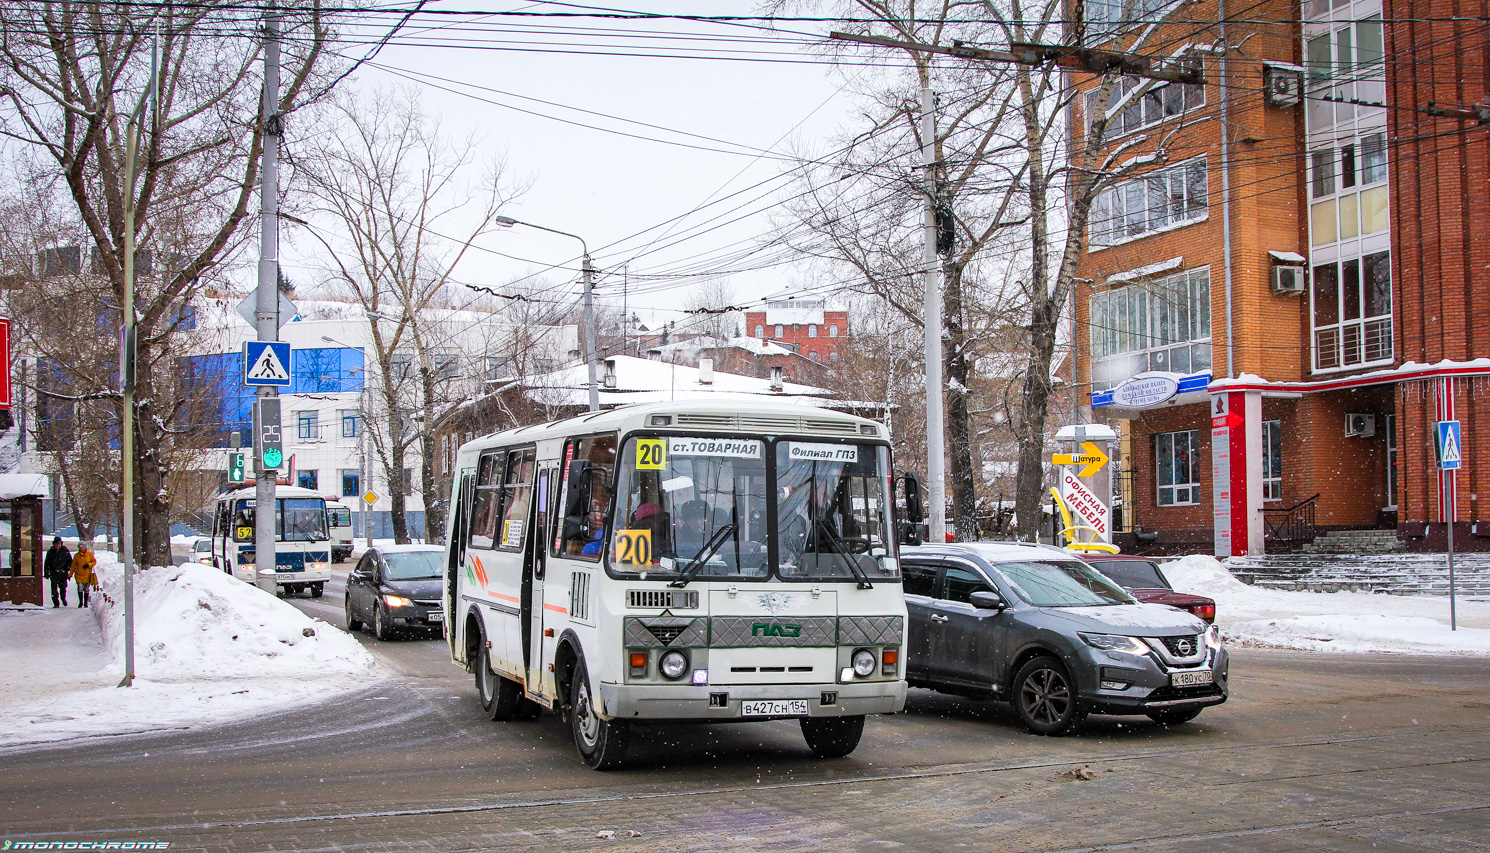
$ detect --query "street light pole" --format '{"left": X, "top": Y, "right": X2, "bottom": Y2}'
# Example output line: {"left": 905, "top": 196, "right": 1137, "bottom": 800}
{"left": 494, "top": 216, "right": 600, "bottom": 412}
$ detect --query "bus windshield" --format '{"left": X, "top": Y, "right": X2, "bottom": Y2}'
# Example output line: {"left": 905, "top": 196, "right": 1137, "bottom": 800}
{"left": 231, "top": 498, "right": 328, "bottom": 542}
{"left": 609, "top": 435, "right": 898, "bottom": 582}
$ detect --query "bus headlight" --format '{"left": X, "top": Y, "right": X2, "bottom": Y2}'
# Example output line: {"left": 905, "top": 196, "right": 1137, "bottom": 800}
{"left": 852, "top": 648, "right": 877, "bottom": 678}
{"left": 658, "top": 650, "right": 689, "bottom": 681}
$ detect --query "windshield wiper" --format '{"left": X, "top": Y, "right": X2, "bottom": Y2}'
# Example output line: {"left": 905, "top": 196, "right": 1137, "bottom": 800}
{"left": 669, "top": 523, "right": 738, "bottom": 588}
{"left": 813, "top": 520, "right": 874, "bottom": 590}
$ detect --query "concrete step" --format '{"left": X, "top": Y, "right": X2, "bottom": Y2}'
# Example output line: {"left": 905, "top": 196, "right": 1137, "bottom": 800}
{"left": 1225, "top": 552, "right": 1490, "bottom": 596}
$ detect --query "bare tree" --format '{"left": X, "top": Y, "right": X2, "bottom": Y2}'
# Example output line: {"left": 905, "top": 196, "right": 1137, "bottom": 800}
{"left": 296, "top": 86, "right": 526, "bottom": 542}
{"left": 780, "top": 0, "right": 1191, "bottom": 538}
{"left": 0, "top": 1, "right": 332, "bottom": 565}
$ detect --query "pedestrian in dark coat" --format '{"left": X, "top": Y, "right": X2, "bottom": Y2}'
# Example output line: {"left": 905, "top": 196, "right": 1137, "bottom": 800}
{"left": 44, "top": 536, "right": 72, "bottom": 608}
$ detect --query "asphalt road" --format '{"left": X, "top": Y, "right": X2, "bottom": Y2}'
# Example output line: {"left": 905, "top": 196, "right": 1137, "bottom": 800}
{"left": 4, "top": 569, "right": 1487, "bottom": 852}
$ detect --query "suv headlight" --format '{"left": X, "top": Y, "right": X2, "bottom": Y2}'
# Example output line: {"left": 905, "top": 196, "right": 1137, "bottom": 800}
{"left": 1205, "top": 624, "right": 1224, "bottom": 651}
{"left": 1080, "top": 633, "right": 1148, "bottom": 656}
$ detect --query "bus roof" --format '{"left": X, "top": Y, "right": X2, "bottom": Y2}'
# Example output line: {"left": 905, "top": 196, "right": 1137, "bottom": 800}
{"left": 457, "top": 398, "right": 886, "bottom": 458}
{"left": 217, "top": 485, "right": 328, "bottom": 502}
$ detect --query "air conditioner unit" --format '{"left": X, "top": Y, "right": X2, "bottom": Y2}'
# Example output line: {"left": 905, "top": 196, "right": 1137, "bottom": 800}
{"left": 1271, "top": 265, "right": 1306, "bottom": 293}
{"left": 1345, "top": 413, "right": 1376, "bottom": 437}
{"left": 1263, "top": 63, "right": 1303, "bottom": 107}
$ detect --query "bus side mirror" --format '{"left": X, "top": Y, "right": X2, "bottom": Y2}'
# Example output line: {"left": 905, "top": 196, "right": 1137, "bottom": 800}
{"left": 898, "top": 471, "right": 924, "bottom": 546}
{"left": 562, "top": 461, "right": 593, "bottom": 540}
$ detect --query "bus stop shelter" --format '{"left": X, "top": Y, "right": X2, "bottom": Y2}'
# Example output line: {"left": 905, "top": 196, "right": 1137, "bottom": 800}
{"left": 0, "top": 475, "right": 49, "bottom": 607}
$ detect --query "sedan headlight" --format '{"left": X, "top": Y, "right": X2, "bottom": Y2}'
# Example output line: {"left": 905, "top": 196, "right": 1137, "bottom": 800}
{"left": 851, "top": 648, "right": 877, "bottom": 678}
{"left": 1080, "top": 633, "right": 1149, "bottom": 656}
{"left": 1205, "top": 624, "right": 1224, "bottom": 651}
{"left": 658, "top": 649, "right": 689, "bottom": 680}
{"left": 383, "top": 594, "right": 413, "bottom": 608}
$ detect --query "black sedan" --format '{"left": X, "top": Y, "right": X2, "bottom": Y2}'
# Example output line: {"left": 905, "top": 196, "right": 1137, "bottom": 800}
{"left": 344, "top": 545, "right": 445, "bottom": 640}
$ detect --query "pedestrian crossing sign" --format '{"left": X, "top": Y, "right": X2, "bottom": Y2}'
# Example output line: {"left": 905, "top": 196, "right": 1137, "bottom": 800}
{"left": 1436, "top": 420, "right": 1462, "bottom": 471}
{"left": 243, "top": 341, "right": 292, "bottom": 386}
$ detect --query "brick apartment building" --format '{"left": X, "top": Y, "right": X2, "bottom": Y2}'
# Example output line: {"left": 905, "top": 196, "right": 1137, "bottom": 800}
{"left": 744, "top": 290, "right": 848, "bottom": 364}
{"left": 1070, "top": 0, "right": 1489, "bottom": 554}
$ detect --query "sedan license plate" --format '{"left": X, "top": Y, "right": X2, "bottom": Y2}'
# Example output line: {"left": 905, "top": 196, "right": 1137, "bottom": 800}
{"left": 1171, "top": 670, "right": 1214, "bottom": 687}
{"left": 427, "top": 611, "right": 443, "bottom": 624}
{"left": 741, "top": 699, "right": 808, "bottom": 717}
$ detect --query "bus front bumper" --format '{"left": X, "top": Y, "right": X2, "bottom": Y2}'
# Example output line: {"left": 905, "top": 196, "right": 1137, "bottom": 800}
{"left": 600, "top": 679, "right": 907, "bottom": 721}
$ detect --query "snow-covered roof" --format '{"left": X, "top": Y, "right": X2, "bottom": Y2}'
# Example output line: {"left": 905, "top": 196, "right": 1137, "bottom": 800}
{"left": 520, "top": 354, "right": 830, "bottom": 408}
{"left": 0, "top": 474, "right": 49, "bottom": 500}
{"left": 649, "top": 335, "right": 797, "bottom": 359}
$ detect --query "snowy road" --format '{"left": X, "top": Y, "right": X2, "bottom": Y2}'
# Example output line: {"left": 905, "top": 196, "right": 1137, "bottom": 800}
{"left": 3, "top": 636, "right": 1487, "bottom": 851}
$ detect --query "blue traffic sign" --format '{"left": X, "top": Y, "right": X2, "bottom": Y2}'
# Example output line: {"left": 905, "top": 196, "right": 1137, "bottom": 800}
{"left": 1437, "top": 420, "right": 1463, "bottom": 471}
{"left": 243, "top": 341, "right": 292, "bottom": 386}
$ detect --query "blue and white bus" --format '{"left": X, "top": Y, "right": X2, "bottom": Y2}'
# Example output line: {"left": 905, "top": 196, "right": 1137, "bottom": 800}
{"left": 210, "top": 485, "right": 332, "bottom": 597}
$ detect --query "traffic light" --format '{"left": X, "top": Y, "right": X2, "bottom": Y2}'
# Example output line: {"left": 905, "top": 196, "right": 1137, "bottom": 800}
{"left": 254, "top": 396, "right": 283, "bottom": 471}
{"left": 228, "top": 452, "right": 245, "bottom": 483}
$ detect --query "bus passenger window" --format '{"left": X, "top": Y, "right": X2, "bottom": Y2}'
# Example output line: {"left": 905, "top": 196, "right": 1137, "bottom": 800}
{"left": 559, "top": 434, "right": 616, "bottom": 560}
{"left": 497, "top": 448, "right": 536, "bottom": 550}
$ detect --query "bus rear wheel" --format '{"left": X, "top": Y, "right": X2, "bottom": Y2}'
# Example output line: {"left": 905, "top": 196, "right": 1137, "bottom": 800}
{"left": 801, "top": 714, "right": 865, "bottom": 758}
{"left": 476, "top": 645, "right": 523, "bottom": 720}
{"left": 570, "top": 659, "right": 628, "bottom": 769}
{"left": 310, "top": 582, "right": 324, "bottom": 599}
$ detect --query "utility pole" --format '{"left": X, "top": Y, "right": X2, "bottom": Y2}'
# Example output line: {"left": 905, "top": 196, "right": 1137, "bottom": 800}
{"left": 117, "top": 33, "right": 157, "bottom": 688}
{"left": 581, "top": 254, "right": 600, "bottom": 411}
{"left": 921, "top": 86, "right": 946, "bottom": 544}
{"left": 255, "top": 5, "right": 282, "bottom": 591}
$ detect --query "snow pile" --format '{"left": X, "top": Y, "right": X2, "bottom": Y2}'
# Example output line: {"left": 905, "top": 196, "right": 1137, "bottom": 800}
{"left": 1164, "top": 554, "right": 1490, "bottom": 655}
{"left": 0, "top": 556, "right": 382, "bottom": 749}
{"left": 93, "top": 559, "right": 375, "bottom": 680}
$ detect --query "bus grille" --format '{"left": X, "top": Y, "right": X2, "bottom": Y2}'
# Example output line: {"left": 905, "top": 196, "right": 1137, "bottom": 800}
{"left": 626, "top": 589, "right": 699, "bottom": 610}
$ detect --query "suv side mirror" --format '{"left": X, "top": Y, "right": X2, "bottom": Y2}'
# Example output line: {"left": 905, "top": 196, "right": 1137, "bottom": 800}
{"left": 969, "top": 590, "right": 1006, "bottom": 611}
{"left": 898, "top": 471, "right": 925, "bottom": 546}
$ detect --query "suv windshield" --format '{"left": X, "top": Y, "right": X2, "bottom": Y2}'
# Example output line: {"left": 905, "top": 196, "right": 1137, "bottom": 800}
{"left": 609, "top": 435, "right": 898, "bottom": 582}
{"left": 1087, "top": 559, "right": 1168, "bottom": 590}
{"left": 991, "top": 560, "right": 1133, "bottom": 607}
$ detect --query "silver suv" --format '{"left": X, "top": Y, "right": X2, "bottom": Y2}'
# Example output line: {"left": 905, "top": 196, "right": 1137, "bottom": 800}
{"left": 901, "top": 542, "right": 1228, "bottom": 735}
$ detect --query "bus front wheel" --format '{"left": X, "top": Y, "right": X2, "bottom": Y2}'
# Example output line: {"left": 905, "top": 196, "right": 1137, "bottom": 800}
{"left": 570, "top": 660, "right": 628, "bottom": 770}
{"left": 801, "top": 714, "right": 865, "bottom": 758}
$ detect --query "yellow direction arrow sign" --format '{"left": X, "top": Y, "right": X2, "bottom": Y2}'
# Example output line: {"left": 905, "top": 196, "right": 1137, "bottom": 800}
{"left": 1051, "top": 441, "right": 1110, "bottom": 478}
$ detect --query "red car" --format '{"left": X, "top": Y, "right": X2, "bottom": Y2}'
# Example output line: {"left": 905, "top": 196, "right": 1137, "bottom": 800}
{"left": 1081, "top": 555, "right": 1216, "bottom": 624}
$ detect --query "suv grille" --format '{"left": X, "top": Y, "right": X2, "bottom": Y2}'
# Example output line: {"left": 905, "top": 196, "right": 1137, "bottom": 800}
{"left": 1159, "top": 635, "right": 1203, "bottom": 658}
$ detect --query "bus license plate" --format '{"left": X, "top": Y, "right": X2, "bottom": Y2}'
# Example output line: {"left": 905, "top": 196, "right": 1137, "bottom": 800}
{"left": 1171, "top": 670, "right": 1213, "bottom": 687}
{"left": 741, "top": 699, "right": 808, "bottom": 717}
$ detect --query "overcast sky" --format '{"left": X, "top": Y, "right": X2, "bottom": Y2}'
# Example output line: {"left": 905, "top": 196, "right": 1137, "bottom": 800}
{"left": 278, "top": 2, "right": 892, "bottom": 332}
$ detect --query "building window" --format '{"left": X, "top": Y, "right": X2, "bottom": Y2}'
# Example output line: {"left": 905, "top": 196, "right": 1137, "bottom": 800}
{"left": 342, "top": 470, "right": 361, "bottom": 498}
{"left": 1090, "top": 157, "right": 1208, "bottom": 248}
{"left": 389, "top": 351, "right": 413, "bottom": 381}
{"left": 341, "top": 410, "right": 360, "bottom": 438}
{"left": 829, "top": 324, "right": 839, "bottom": 338}
{"left": 774, "top": 324, "right": 784, "bottom": 338}
{"left": 1083, "top": 0, "right": 1178, "bottom": 37}
{"left": 403, "top": 468, "right": 414, "bottom": 492}
{"left": 1312, "top": 251, "right": 1392, "bottom": 371}
{"left": 1305, "top": 15, "right": 1385, "bottom": 131}
{"left": 1090, "top": 267, "right": 1211, "bottom": 386}
{"left": 297, "top": 411, "right": 318, "bottom": 440}
{"left": 1085, "top": 76, "right": 1204, "bottom": 140}
{"left": 298, "top": 469, "right": 319, "bottom": 491}
{"left": 1262, "top": 420, "right": 1282, "bottom": 501}
{"left": 755, "top": 325, "right": 764, "bottom": 337}
{"left": 485, "top": 356, "right": 511, "bottom": 381}
{"left": 809, "top": 324, "right": 818, "bottom": 338}
{"left": 1310, "top": 132, "right": 1389, "bottom": 246}
{"left": 829, "top": 351, "right": 839, "bottom": 363}
{"left": 1155, "top": 430, "right": 1200, "bottom": 506}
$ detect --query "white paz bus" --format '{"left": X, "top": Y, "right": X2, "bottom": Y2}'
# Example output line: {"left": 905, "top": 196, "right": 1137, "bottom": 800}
{"left": 210, "top": 485, "right": 333, "bottom": 597}
{"left": 444, "top": 399, "right": 921, "bottom": 768}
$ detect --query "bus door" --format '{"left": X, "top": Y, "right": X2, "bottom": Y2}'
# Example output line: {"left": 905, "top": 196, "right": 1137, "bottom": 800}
{"left": 525, "top": 463, "right": 557, "bottom": 699}
{"left": 448, "top": 468, "right": 475, "bottom": 662}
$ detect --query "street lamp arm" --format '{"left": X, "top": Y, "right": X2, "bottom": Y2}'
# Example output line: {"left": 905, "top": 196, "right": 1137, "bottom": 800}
{"left": 495, "top": 215, "right": 588, "bottom": 259}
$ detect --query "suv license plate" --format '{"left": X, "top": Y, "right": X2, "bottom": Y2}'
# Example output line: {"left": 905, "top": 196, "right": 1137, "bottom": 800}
{"left": 741, "top": 699, "right": 808, "bottom": 717}
{"left": 1171, "top": 670, "right": 1214, "bottom": 687}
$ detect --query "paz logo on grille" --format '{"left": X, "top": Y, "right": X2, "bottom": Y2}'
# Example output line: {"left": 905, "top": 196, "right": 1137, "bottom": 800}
{"left": 751, "top": 622, "right": 802, "bottom": 638}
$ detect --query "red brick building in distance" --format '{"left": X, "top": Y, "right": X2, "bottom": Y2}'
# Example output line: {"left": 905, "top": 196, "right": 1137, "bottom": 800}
{"left": 1068, "top": 0, "right": 1489, "bottom": 554}
{"left": 744, "top": 290, "right": 848, "bottom": 364}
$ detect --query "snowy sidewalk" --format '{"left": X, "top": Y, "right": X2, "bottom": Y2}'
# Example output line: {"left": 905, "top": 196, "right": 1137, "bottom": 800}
{"left": 0, "top": 558, "right": 382, "bottom": 749}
